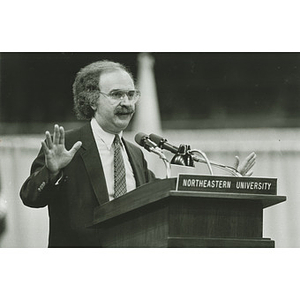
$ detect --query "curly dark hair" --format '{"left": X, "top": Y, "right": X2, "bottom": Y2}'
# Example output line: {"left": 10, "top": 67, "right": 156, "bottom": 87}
{"left": 73, "top": 60, "right": 134, "bottom": 120}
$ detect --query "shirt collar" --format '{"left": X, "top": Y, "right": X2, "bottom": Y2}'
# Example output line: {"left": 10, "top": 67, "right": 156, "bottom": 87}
{"left": 91, "top": 118, "right": 123, "bottom": 150}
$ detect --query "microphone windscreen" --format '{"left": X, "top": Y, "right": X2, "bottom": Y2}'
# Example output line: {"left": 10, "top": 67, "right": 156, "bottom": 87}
{"left": 149, "top": 133, "right": 164, "bottom": 145}
{"left": 134, "top": 132, "right": 148, "bottom": 146}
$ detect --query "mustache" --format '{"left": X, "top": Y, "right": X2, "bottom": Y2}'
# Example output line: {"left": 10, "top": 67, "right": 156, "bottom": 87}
{"left": 115, "top": 107, "right": 135, "bottom": 114}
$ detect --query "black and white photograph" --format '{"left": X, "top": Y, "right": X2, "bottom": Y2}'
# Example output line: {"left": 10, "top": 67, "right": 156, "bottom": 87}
{"left": 0, "top": 52, "right": 299, "bottom": 248}
{"left": 1, "top": 1, "right": 299, "bottom": 299}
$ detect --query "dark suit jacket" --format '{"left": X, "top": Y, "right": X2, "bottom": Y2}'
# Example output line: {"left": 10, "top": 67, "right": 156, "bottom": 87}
{"left": 20, "top": 122, "right": 155, "bottom": 247}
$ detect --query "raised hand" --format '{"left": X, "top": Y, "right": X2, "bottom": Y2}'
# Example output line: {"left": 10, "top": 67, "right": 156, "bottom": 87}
{"left": 41, "top": 124, "right": 82, "bottom": 176}
{"left": 233, "top": 152, "right": 256, "bottom": 176}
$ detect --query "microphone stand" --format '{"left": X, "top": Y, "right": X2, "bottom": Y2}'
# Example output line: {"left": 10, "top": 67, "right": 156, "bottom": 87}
{"left": 188, "top": 149, "right": 243, "bottom": 177}
{"left": 147, "top": 133, "right": 242, "bottom": 177}
{"left": 188, "top": 149, "right": 213, "bottom": 175}
{"left": 169, "top": 145, "right": 214, "bottom": 175}
{"left": 150, "top": 147, "right": 171, "bottom": 179}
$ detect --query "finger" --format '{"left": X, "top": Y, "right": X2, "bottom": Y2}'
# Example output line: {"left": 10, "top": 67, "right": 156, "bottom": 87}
{"left": 246, "top": 163, "right": 255, "bottom": 174}
{"left": 59, "top": 126, "right": 65, "bottom": 144}
{"left": 240, "top": 162, "right": 255, "bottom": 175}
{"left": 41, "top": 140, "right": 50, "bottom": 155}
{"left": 69, "top": 141, "right": 82, "bottom": 156}
{"left": 241, "top": 153, "right": 255, "bottom": 168}
{"left": 237, "top": 160, "right": 249, "bottom": 174}
{"left": 53, "top": 124, "right": 60, "bottom": 145}
{"left": 243, "top": 157, "right": 256, "bottom": 170}
{"left": 45, "top": 131, "right": 53, "bottom": 149}
{"left": 243, "top": 155, "right": 256, "bottom": 173}
{"left": 244, "top": 152, "right": 256, "bottom": 164}
{"left": 248, "top": 157, "right": 256, "bottom": 168}
{"left": 247, "top": 156, "right": 256, "bottom": 166}
{"left": 239, "top": 152, "right": 256, "bottom": 173}
{"left": 233, "top": 156, "right": 239, "bottom": 170}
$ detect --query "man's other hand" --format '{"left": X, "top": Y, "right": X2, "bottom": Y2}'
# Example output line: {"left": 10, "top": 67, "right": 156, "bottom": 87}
{"left": 41, "top": 124, "right": 82, "bottom": 176}
{"left": 234, "top": 152, "right": 256, "bottom": 176}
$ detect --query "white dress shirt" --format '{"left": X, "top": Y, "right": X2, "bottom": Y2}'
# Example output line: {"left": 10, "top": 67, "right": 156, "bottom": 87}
{"left": 90, "top": 118, "right": 136, "bottom": 200}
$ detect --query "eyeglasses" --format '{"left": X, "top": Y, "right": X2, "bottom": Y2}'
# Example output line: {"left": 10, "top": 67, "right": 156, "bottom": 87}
{"left": 99, "top": 89, "right": 141, "bottom": 102}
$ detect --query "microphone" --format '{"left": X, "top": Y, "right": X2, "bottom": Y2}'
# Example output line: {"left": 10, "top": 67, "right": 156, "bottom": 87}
{"left": 149, "top": 133, "right": 213, "bottom": 173}
{"left": 135, "top": 132, "right": 172, "bottom": 178}
{"left": 149, "top": 133, "right": 194, "bottom": 167}
{"left": 149, "top": 133, "right": 179, "bottom": 154}
{"left": 135, "top": 132, "right": 158, "bottom": 152}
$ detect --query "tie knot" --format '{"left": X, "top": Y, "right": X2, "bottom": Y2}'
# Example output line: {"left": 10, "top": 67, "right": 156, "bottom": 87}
{"left": 113, "top": 134, "right": 121, "bottom": 146}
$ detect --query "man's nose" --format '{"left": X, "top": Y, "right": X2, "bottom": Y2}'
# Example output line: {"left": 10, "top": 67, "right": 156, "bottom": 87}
{"left": 120, "top": 95, "right": 131, "bottom": 106}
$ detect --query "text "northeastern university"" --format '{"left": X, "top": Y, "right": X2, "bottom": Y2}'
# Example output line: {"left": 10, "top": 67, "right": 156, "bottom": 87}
{"left": 182, "top": 179, "right": 272, "bottom": 191}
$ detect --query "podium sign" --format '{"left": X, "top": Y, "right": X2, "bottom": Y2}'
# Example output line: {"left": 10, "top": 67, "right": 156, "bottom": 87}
{"left": 176, "top": 174, "right": 277, "bottom": 195}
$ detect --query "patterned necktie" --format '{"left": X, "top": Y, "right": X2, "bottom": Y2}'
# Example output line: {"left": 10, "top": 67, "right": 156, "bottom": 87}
{"left": 113, "top": 134, "right": 127, "bottom": 198}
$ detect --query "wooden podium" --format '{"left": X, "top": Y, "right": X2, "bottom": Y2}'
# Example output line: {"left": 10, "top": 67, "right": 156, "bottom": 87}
{"left": 92, "top": 178, "right": 286, "bottom": 248}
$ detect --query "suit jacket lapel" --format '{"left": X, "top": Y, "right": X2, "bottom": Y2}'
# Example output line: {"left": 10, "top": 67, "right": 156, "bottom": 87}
{"left": 78, "top": 123, "right": 109, "bottom": 206}
{"left": 123, "top": 139, "right": 146, "bottom": 187}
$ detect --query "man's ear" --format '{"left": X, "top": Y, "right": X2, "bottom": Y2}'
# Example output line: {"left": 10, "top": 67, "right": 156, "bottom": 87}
{"left": 90, "top": 104, "right": 97, "bottom": 111}
{"left": 90, "top": 100, "right": 98, "bottom": 111}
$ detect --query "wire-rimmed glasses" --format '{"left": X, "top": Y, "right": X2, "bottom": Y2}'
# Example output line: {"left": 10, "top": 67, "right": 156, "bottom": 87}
{"left": 100, "top": 89, "right": 141, "bottom": 103}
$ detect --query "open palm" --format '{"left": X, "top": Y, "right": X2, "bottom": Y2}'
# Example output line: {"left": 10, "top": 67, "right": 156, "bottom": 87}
{"left": 41, "top": 124, "right": 82, "bottom": 176}
{"left": 233, "top": 152, "right": 256, "bottom": 176}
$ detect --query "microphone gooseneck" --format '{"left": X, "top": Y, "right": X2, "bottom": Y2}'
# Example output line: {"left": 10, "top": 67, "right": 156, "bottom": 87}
{"left": 189, "top": 151, "right": 242, "bottom": 177}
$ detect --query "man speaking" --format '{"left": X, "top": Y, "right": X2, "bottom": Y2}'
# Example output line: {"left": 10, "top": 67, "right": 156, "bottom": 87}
{"left": 20, "top": 59, "right": 255, "bottom": 248}
{"left": 20, "top": 60, "right": 156, "bottom": 247}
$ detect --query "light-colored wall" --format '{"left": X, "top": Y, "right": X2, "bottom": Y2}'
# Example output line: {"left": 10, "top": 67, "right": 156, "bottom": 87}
{"left": 1, "top": 128, "right": 299, "bottom": 248}
{"left": 0, "top": 136, "right": 48, "bottom": 247}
